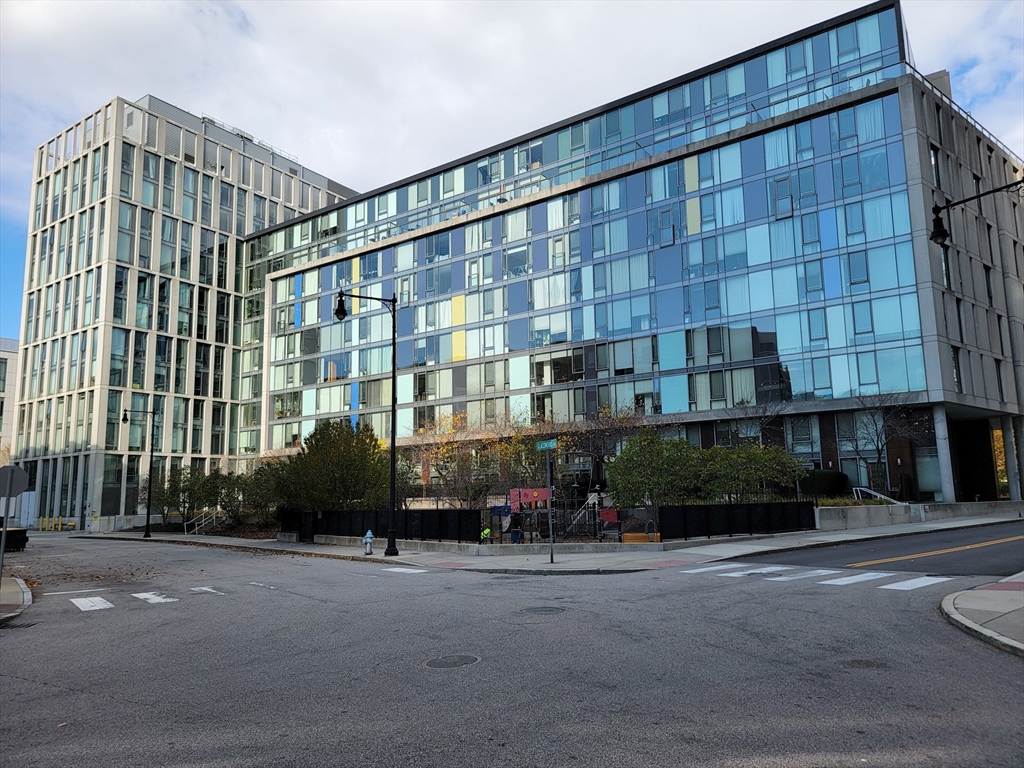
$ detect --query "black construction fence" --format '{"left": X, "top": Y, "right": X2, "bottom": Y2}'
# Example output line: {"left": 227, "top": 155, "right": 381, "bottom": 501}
{"left": 658, "top": 500, "right": 815, "bottom": 541}
{"left": 279, "top": 507, "right": 483, "bottom": 544}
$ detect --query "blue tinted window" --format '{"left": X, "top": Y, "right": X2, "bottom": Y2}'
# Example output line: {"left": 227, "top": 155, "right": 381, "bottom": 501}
{"left": 656, "top": 288, "right": 683, "bottom": 328}
{"left": 507, "top": 280, "right": 528, "bottom": 313}
{"left": 508, "top": 318, "right": 528, "bottom": 351}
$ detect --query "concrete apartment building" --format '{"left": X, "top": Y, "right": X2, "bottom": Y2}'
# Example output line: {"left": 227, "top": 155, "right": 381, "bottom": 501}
{"left": 12, "top": 96, "right": 353, "bottom": 529}
{"left": 12, "top": 0, "right": 1024, "bottom": 530}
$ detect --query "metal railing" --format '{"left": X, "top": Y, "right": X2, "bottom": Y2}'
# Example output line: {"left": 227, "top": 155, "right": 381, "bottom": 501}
{"left": 184, "top": 510, "right": 224, "bottom": 535}
{"left": 852, "top": 487, "right": 905, "bottom": 505}
{"left": 564, "top": 492, "right": 601, "bottom": 538}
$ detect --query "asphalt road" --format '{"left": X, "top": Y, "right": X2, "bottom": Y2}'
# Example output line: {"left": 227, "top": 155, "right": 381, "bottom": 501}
{"left": 1, "top": 535, "right": 1021, "bottom": 768}
{"left": 740, "top": 520, "right": 1024, "bottom": 575}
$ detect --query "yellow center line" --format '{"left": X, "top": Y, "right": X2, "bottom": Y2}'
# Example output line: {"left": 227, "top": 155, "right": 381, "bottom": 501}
{"left": 846, "top": 534, "right": 1024, "bottom": 568}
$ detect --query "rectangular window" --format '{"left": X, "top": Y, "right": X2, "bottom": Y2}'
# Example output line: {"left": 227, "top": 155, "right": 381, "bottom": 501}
{"left": 849, "top": 251, "right": 868, "bottom": 285}
{"left": 930, "top": 145, "right": 941, "bottom": 188}
{"left": 852, "top": 301, "right": 872, "bottom": 334}
{"left": 808, "top": 308, "right": 826, "bottom": 340}
{"left": 710, "top": 370, "right": 726, "bottom": 401}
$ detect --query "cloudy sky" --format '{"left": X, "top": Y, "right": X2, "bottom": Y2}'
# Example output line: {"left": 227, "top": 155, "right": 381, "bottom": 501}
{"left": 0, "top": 0, "right": 1021, "bottom": 340}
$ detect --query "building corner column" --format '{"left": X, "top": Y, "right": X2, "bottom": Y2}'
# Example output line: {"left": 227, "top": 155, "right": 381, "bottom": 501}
{"left": 932, "top": 404, "right": 956, "bottom": 502}
{"left": 1005, "top": 415, "right": 1023, "bottom": 502}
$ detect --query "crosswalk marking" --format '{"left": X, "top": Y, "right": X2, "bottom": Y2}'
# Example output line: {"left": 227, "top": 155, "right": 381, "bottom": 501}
{"left": 249, "top": 582, "right": 277, "bottom": 589}
{"left": 679, "top": 564, "right": 747, "bottom": 574}
{"left": 817, "top": 572, "right": 895, "bottom": 586}
{"left": 132, "top": 592, "right": 179, "bottom": 604}
{"left": 764, "top": 569, "right": 841, "bottom": 581}
{"left": 382, "top": 567, "right": 428, "bottom": 573}
{"left": 721, "top": 566, "right": 794, "bottom": 577}
{"left": 70, "top": 597, "right": 114, "bottom": 611}
{"left": 878, "top": 576, "right": 954, "bottom": 591}
{"left": 190, "top": 587, "right": 225, "bottom": 595}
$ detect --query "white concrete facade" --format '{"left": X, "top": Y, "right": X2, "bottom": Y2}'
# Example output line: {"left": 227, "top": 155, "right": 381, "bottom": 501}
{"left": 13, "top": 96, "right": 351, "bottom": 529}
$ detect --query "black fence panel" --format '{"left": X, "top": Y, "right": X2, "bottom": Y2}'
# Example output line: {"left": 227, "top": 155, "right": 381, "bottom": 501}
{"left": 280, "top": 508, "right": 484, "bottom": 543}
{"left": 659, "top": 501, "right": 815, "bottom": 541}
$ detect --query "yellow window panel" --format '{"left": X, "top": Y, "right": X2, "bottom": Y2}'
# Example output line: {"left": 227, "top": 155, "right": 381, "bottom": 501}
{"left": 683, "top": 155, "right": 699, "bottom": 194}
{"left": 452, "top": 330, "right": 466, "bottom": 361}
{"left": 451, "top": 294, "right": 465, "bottom": 326}
{"left": 686, "top": 197, "right": 701, "bottom": 236}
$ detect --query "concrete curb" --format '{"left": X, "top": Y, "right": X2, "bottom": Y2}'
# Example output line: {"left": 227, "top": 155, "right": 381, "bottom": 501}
{"left": 74, "top": 536, "right": 652, "bottom": 573}
{"left": 719, "top": 519, "right": 1019, "bottom": 560}
{"left": 940, "top": 592, "right": 1024, "bottom": 658}
{"left": 448, "top": 567, "right": 648, "bottom": 576}
{"left": 72, "top": 535, "right": 399, "bottom": 565}
{"left": 0, "top": 577, "right": 33, "bottom": 621}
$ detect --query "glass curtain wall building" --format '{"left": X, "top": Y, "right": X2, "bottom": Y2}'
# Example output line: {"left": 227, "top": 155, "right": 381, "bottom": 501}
{"left": 14, "top": 96, "right": 354, "bottom": 529}
{"left": 247, "top": 0, "right": 1022, "bottom": 503}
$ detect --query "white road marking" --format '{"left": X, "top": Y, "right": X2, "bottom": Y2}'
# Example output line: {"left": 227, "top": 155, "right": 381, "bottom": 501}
{"left": 720, "top": 566, "right": 794, "bottom": 577}
{"left": 45, "top": 587, "right": 112, "bottom": 596}
{"left": 818, "top": 572, "right": 895, "bottom": 586}
{"left": 70, "top": 597, "right": 114, "bottom": 611}
{"left": 131, "top": 592, "right": 179, "bottom": 604}
{"left": 249, "top": 582, "right": 277, "bottom": 589}
{"left": 679, "top": 564, "right": 748, "bottom": 573}
{"left": 381, "top": 567, "right": 428, "bottom": 573}
{"left": 764, "top": 569, "right": 841, "bottom": 581}
{"left": 190, "top": 587, "right": 225, "bottom": 595}
{"left": 877, "top": 576, "right": 954, "bottom": 591}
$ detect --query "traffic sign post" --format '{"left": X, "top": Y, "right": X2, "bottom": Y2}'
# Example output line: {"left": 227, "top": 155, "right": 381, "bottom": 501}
{"left": 0, "top": 465, "right": 31, "bottom": 575}
{"left": 536, "top": 440, "right": 557, "bottom": 563}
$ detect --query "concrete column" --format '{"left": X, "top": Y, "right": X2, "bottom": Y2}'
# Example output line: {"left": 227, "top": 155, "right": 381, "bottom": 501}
{"left": 1007, "top": 414, "right": 1024, "bottom": 502}
{"left": 933, "top": 404, "right": 957, "bottom": 502}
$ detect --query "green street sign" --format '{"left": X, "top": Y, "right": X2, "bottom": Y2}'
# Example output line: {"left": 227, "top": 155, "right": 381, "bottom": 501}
{"left": 536, "top": 439, "right": 558, "bottom": 452}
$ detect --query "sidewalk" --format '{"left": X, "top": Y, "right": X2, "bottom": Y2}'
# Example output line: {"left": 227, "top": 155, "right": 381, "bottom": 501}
{"left": 3, "top": 512, "right": 1021, "bottom": 654}
{"left": 0, "top": 575, "right": 32, "bottom": 621}
{"left": 941, "top": 572, "right": 1024, "bottom": 657}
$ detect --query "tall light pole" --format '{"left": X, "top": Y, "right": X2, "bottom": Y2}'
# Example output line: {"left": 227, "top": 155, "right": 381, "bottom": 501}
{"left": 929, "top": 178, "right": 1024, "bottom": 245}
{"left": 122, "top": 405, "right": 158, "bottom": 539}
{"left": 335, "top": 289, "right": 400, "bottom": 556}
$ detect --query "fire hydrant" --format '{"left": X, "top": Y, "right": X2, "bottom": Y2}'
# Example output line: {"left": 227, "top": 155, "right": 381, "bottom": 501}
{"left": 362, "top": 530, "right": 374, "bottom": 555}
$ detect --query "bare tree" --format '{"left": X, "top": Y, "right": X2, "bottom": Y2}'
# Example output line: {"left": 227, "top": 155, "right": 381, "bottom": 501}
{"left": 843, "top": 391, "right": 928, "bottom": 494}
{"left": 719, "top": 394, "right": 791, "bottom": 446}
{"left": 558, "top": 406, "right": 645, "bottom": 488}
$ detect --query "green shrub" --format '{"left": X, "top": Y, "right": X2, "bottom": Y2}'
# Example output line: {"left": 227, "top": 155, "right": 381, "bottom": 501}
{"left": 816, "top": 496, "right": 891, "bottom": 507}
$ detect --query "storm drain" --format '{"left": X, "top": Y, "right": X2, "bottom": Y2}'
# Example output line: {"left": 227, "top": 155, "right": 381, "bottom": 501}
{"left": 425, "top": 654, "right": 481, "bottom": 669}
{"left": 523, "top": 606, "right": 565, "bottom": 615}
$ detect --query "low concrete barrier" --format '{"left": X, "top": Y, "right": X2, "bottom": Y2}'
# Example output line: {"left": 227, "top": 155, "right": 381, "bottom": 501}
{"left": 815, "top": 500, "right": 1021, "bottom": 531}
{"left": 312, "top": 533, "right": 669, "bottom": 555}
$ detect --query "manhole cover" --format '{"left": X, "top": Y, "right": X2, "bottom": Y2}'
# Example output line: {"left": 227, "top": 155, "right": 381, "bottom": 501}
{"left": 523, "top": 606, "right": 565, "bottom": 615}
{"left": 425, "top": 654, "right": 481, "bottom": 669}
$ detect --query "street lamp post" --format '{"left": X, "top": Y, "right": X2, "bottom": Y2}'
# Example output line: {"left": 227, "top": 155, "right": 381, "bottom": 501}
{"left": 929, "top": 178, "right": 1024, "bottom": 245}
{"left": 122, "top": 406, "right": 158, "bottom": 539}
{"left": 335, "top": 290, "right": 400, "bottom": 557}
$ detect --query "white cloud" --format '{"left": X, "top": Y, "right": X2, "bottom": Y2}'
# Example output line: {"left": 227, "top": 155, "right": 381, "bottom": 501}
{"left": 1, "top": 0, "right": 1021, "bottom": 333}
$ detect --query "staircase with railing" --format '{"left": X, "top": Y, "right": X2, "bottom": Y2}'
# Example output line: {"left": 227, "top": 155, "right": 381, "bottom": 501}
{"left": 564, "top": 492, "right": 602, "bottom": 538}
{"left": 184, "top": 510, "right": 226, "bottom": 535}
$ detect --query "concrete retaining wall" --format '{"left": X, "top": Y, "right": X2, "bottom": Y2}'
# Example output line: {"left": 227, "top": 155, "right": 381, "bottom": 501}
{"left": 815, "top": 500, "right": 1022, "bottom": 531}
{"left": 311, "top": 533, "right": 668, "bottom": 555}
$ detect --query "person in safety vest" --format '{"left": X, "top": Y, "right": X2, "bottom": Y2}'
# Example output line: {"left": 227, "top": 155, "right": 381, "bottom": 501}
{"left": 480, "top": 526, "right": 491, "bottom": 544}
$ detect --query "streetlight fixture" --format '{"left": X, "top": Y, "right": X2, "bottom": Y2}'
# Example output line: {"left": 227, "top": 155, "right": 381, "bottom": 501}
{"left": 335, "top": 289, "right": 400, "bottom": 557}
{"left": 122, "top": 405, "right": 158, "bottom": 539}
{"left": 929, "top": 178, "right": 1024, "bottom": 246}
